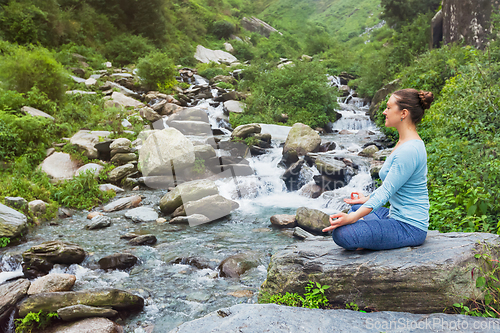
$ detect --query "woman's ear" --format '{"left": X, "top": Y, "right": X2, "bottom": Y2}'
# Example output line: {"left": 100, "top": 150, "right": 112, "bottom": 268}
{"left": 402, "top": 108, "right": 410, "bottom": 119}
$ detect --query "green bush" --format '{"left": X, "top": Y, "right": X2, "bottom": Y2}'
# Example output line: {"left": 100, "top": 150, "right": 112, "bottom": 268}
{"left": 232, "top": 40, "right": 254, "bottom": 61}
{"left": 137, "top": 51, "right": 176, "bottom": 91}
{"left": 103, "top": 34, "right": 155, "bottom": 66}
{"left": 216, "top": 82, "right": 234, "bottom": 90}
{"left": 211, "top": 20, "right": 235, "bottom": 39}
{"left": 55, "top": 43, "right": 106, "bottom": 70}
{"left": 0, "top": 45, "right": 69, "bottom": 102}
{"left": 197, "top": 61, "right": 229, "bottom": 80}
{"left": 15, "top": 310, "right": 59, "bottom": 333}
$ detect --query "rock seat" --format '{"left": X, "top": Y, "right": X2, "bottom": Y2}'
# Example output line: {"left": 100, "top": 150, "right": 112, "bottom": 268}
{"left": 260, "top": 231, "right": 500, "bottom": 313}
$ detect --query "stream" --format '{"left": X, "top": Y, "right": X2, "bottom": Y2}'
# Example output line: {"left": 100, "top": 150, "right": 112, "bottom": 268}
{"left": 0, "top": 80, "right": 386, "bottom": 333}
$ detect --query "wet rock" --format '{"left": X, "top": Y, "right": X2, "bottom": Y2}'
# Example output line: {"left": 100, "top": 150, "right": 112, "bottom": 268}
{"left": 168, "top": 120, "right": 212, "bottom": 136}
{"left": 160, "top": 179, "right": 218, "bottom": 215}
{"left": 295, "top": 207, "right": 330, "bottom": 235}
{"left": 86, "top": 216, "right": 112, "bottom": 230}
{"left": 98, "top": 253, "right": 138, "bottom": 270}
{"left": 216, "top": 164, "right": 254, "bottom": 177}
{"left": 76, "top": 163, "right": 103, "bottom": 178}
{"left": 358, "top": 144, "right": 379, "bottom": 157}
{"left": 218, "top": 252, "right": 262, "bottom": 278}
{"left": 281, "top": 159, "right": 305, "bottom": 191}
{"left": 58, "top": 207, "right": 74, "bottom": 218}
{"left": 183, "top": 194, "right": 239, "bottom": 221}
{"left": 166, "top": 108, "right": 208, "bottom": 122}
{"left": 110, "top": 153, "right": 137, "bottom": 166}
{"left": 108, "top": 164, "right": 136, "bottom": 183}
{"left": 128, "top": 235, "right": 157, "bottom": 246}
{"left": 21, "top": 106, "right": 55, "bottom": 120}
{"left": 249, "top": 145, "right": 266, "bottom": 156}
{"left": 160, "top": 103, "right": 183, "bottom": 116}
{"left": 18, "top": 288, "right": 144, "bottom": 317}
{"left": 313, "top": 174, "right": 346, "bottom": 191}
{"left": 119, "top": 233, "right": 140, "bottom": 240}
{"left": 261, "top": 232, "right": 500, "bottom": 313}
{"left": 110, "top": 92, "right": 144, "bottom": 108}
{"left": 39, "top": 152, "right": 79, "bottom": 181}
{"left": 370, "top": 160, "right": 384, "bottom": 179}
{"left": 138, "top": 176, "right": 176, "bottom": 189}
{"left": 99, "top": 184, "right": 125, "bottom": 193}
{"left": 319, "top": 141, "right": 336, "bottom": 152}
{"left": 270, "top": 215, "right": 297, "bottom": 228}
{"left": 87, "top": 212, "right": 103, "bottom": 219}
{"left": 169, "top": 214, "right": 210, "bottom": 226}
{"left": 314, "top": 155, "right": 347, "bottom": 178}
{"left": 231, "top": 123, "right": 261, "bottom": 139}
{"left": 57, "top": 305, "right": 118, "bottom": 322}
{"left": 28, "top": 273, "right": 76, "bottom": 295}
{"left": 0, "top": 203, "right": 28, "bottom": 238}
{"left": 124, "top": 207, "right": 158, "bottom": 223}
{"left": 168, "top": 303, "right": 500, "bottom": 333}
{"left": 22, "top": 241, "right": 86, "bottom": 278}
{"left": 299, "top": 183, "right": 323, "bottom": 199}
{"left": 0, "top": 279, "right": 30, "bottom": 322}
{"left": 70, "top": 130, "right": 99, "bottom": 159}
{"left": 138, "top": 128, "right": 195, "bottom": 177}
{"left": 292, "top": 226, "right": 318, "bottom": 240}
{"left": 194, "top": 145, "right": 217, "bottom": 160}
{"left": 223, "top": 100, "right": 245, "bottom": 114}
{"left": 4, "top": 197, "right": 28, "bottom": 211}
{"left": 170, "top": 257, "right": 214, "bottom": 270}
{"left": 139, "top": 106, "right": 162, "bottom": 122}
{"left": 103, "top": 196, "right": 142, "bottom": 212}
{"left": 282, "top": 123, "right": 321, "bottom": 166}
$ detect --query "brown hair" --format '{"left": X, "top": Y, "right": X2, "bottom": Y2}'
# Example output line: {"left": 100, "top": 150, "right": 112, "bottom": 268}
{"left": 392, "top": 88, "right": 434, "bottom": 125}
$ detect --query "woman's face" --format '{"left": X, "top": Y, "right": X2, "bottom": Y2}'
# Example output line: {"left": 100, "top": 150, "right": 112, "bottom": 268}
{"left": 382, "top": 95, "right": 402, "bottom": 128}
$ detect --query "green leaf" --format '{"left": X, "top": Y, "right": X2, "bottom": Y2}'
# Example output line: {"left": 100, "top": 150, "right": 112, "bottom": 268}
{"left": 476, "top": 276, "right": 486, "bottom": 288}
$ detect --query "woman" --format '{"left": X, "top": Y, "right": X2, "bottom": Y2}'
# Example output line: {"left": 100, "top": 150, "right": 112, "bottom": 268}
{"left": 322, "top": 88, "right": 434, "bottom": 250}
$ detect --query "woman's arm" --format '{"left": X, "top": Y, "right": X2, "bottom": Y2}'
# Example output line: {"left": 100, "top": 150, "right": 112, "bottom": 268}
{"left": 322, "top": 206, "right": 373, "bottom": 232}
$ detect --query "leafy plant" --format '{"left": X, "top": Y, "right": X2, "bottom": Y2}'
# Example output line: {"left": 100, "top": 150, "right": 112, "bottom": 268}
{"left": 103, "top": 34, "right": 155, "bottom": 67}
{"left": 260, "top": 280, "right": 330, "bottom": 309}
{"left": 137, "top": 51, "right": 176, "bottom": 91}
{"left": 192, "top": 158, "right": 206, "bottom": 175}
{"left": 15, "top": 311, "right": 59, "bottom": 333}
{"left": 345, "top": 302, "right": 367, "bottom": 313}
{"left": 216, "top": 82, "right": 234, "bottom": 90}
{"left": 0, "top": 237, "right": 10, "bottom": 248}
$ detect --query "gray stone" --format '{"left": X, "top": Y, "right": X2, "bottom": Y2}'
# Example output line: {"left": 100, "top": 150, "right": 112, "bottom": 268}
{"left": 99, "top": 184, "right": 124, "bottom": 193}
{"left": 110, "top": 153, "right": 137, "bottom": 165}
{"left": 0, "top": 203, "right": 28, "bottom": 238}
{"left": 43, "top": 317, "right": 123, "bottom": 333}
{"left": 108, "top": 164, "right": 135, "bottom": 183}
{"left": 160, "top": 103, "right": 183, "bottom": 116}
{"left": 4, "top": 197, "right": 28, "bottom": 210}
{"left": 139, "top": 106, "right": 162, "bottom": 122}
{"left": 86, "top": 216, "right": 112, "bottom": 230}
{"left": 194, "top": 45, "right": 238, "bottom": 65}
{"left": 282, "top": 123, "right": 321, "bottom": 165}
{"left": 28, "top": 273, "right": 76, "bottom": 295}
{"left": 373, "top": 148, "right": 393, "bottom": 161}
{"left": 109, "top": 138, "right": 131, "bottom": 152}
{"left": 218, "top": 251, "right": 262, "bottom": 278}
{"left": 194, "top": 145, "right": 216, "bottom": 160}
{"left": 370, "top": 160, "right": 384, "bottom": 179}
{"left": 57, "top": 304, "right": 118, "bottom": 321}
{"left": 168, "top": 303, "right": 500, "bottom": 333}
{"left": 70, "top": 130, "right": 100, "bottom": 159}
{"left": 183, "top": 194, "right": 239, "bottom": 221}
{"left": 28, "top": 200, "right": 47, "bottom": 216}
{"left": 292, "top": 226, "right": 318, "bottom": 240}
{"left": 270, "top": 215, "right": 297, "bottom": 228}
{"left": 166, "top": 108, "right": 209, "bottom": 122}
{"left": 315, "top": 155, "right": 348, "bottom": 178}
{"left": 128, "top": 235, "right": 157, "bottom": 246}
{"left": 39, "top": 152, "right": 79, "bottom": 181}
{"left": 18, "top": 288, "right": 144, "bottom": 317}
{"left": 169, "top": 214, "right": 210, "bottom": 226}
{"left": 168, "top": 120, "right": 212, "bottom": 136}
{"left": 358, "top": 144, "right": 379, "bottom": 157}
{"left": 124, "top": 207, "right": 158, "bottom": 223}
{"left": 76, "top": 163, "right": 103, "bottom": 178}
{"left": 231, "top": 123, "right": 261, "bottom": 139}
{"left": 21, "top": 106, "right": 54, "bottom": 120}
{"left": 103, "top": 196, "right": 142, "bottom": 212}
{"left": 369, "top": 79, "right": 400, "bottom": 120}
{"left": 159, "top": 179, "right": 219, "bottom": 215}
{"left": 84, "top": 77, "right": 97, "bottom": 86}
{"left": 224, "top": 100, "right": 245, "bottom": 114}
{"left": 110, "top": 92, "right": 144, "bottom": 108}
{"left": 138, "top": 128, "right": 195, "bottom": 177}
{"left": 295, "top": 207, "right": 330, "bottom": 235}
{"left": 241, "top": 16, "right": 280, "bottom": 37}
{"left": 261, "top": 232, "right": 500, "bottom": 314}
{"left": 0, "top": 279, "right": 30, "bottom": 322}
{"left": 299, "top": 183, "right": 323, "bottom": 199}
{"left": 98, "top": 253, "right": 138, "bottom": 270}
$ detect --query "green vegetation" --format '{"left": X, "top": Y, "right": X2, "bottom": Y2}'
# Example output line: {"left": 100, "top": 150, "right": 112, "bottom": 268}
{"left": 260, "top": 281, "right": 330, "bottom": 309}
{"left": 0, "top": 236, "right": 10, "bottom": 248}
{"left": 192, "top": 158, "right": 206, "bottom": 175}
{"left": 137, "top": 51, "right": 177, "bottom": 91}
{"left": 345, "top": 302, "right": 367, "bottom": 312}
{"left": 15, "top": 311, "right": 59, "bottom": 333}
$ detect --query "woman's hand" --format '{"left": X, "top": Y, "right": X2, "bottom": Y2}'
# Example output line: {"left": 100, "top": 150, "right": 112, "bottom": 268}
{"left": 344, "top": 192, "right": 368, "bottom": 205}
{"left": 322, "top": 213, "right": 356, "bottom": 232}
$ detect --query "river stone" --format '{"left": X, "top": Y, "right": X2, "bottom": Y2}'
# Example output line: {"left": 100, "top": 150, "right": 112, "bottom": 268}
{"left": 138, "top": 128, "right": 195, "bottom": 177}
{"left": 70, "top": 130, "right": 99, "bottom": 159}
{"left": 370, "top": 160, "right": 384, "bottom": 179}
{"left": 76, "top": 163, "right": 103, "bottom": 178}
{"left": 169, "top": 214, "right": 210, "bottom": 226}
{"left": 260, "top": 231, "right": 500, "bottom": 314}
{"left": 110, "top": 153, "right": 137, "bottom": 165}
{"left": 110, "top": 91, "right": 144, "bottom": 108}
{"left": 39, "top": 152, "right": 79, "bottom": 181}
{"left": 87, "top": 212, "right": 103, "bottom": 219}
{"left": 139, "top": 106, "right": 162, "bottom": 122}
{"left": 103, "top": 196, "right": 142, "bottom": 212}
{"left": 108, "top": 164, "right": 135, "bottom": 183}
{"left": 21, "top": 106, "right": 55, "bottom": 120}
{"left": 373, "top": 148, "right": 393, "bottom": 161}
{"left": 315, "top": 155, "right": 347, "bottom": 178}
{"left": 168, "top": 303, "right": 500, "bottom": 333}
{"left": 159, "top": 179, "right": 219, "bottom": 215}
{"left": 358, "top": 144, "right": 379, "bottom": 157}
{"left": 86, "top": 216, "right": 112, "bottom": 230}
{"left": 295, "top": 207, "right": 330, "bottom": 235}
{"left": 282, "top": 123, "right": 321, "bottom": 165}
{"left": 270, "top": 215, "right": 297, "bottom": 228}
{"left": 217, "top": 251, "right": 262, "bottom": 278}
{"left": 299, "top": 183, "right": 323, "bottom": 199}
{"left": 4, "top": 197, "right": 28, "bottom": 210}
{"left": 99, "top": 184, "right": 124, "bottom": 193}
{"left": 124, "top": 207, "right": 158, "bottom": 223}
{"left": 22, "top": 241, "right": 86, "bottom": 278}
{"left": 168, "top": 120, "right": 212, "bottom": 136}
{"left": 41, "top": 317, "right": 122, "bottom": 333}
{"left": 109, "top": 138, "right": 131, "bottom": 154}
{"left": 183, "top": 194, "right": 239, "bottom": 221}
{"left": 194, "top": 144, "right": 216, "bottom": 160}
{"left": 128, "top": 235, "right": 157, "bottom": 246}
{"left": 194, "top": 45, "right": 238, "bottom": 65}
{"left": 223, "top": 100, "right": 245, "bottom": 114}
{"left": 28, "top": 273, "right": 76, "bottom": 295}
{"left": 293, "top": 226, "right": 318, "bottom": 240}
{"left": 98, "top": 253, "right": 138, "bottom": 270}
{"left": 231, "top": 123, "right": 261, "bottom": 139}
{"left": 0, "top": 279, "right": 30, "bottom": 322}
{"left": 0, "top": 203, "right": 28, "bottom": 238}
{"left": 18, "top": 288, "right": 144, "bottom": 317}
{"left": 57, "top": 304, "right": 118, "bottom": 322}
{"left": 160, "top": 103, "right": 183, "bottom": 115}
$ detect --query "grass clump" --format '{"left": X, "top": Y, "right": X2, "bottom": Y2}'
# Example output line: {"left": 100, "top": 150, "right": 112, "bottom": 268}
{"left": 15, "top": 311, "right": 59, "bottom": 333}
{"left": 260, "top": 281, "right": 330, "bottom": 309}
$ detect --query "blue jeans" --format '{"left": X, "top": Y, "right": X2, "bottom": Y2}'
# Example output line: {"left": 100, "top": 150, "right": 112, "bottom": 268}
{"left": 332, "top": 204, "right": 427, "bottom": 250}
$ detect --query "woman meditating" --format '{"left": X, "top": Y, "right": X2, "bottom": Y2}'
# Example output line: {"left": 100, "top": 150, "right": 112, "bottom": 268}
{"left": 322, "top": 88, "right": 434, "bottom": 250}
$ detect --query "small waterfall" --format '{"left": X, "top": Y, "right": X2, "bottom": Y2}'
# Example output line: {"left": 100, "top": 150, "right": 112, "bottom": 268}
{"left": 0, "top": 255, "right": 23, "bottom": 284}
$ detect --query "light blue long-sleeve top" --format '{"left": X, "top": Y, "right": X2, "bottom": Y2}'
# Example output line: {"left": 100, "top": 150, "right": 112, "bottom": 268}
{"left": 362, "top": 139, "right": 429, "bottom": 231}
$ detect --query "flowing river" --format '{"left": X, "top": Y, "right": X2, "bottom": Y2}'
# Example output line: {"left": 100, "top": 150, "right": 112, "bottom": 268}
{"left": 0, "top": 82, "right": 386, "bottom": 332}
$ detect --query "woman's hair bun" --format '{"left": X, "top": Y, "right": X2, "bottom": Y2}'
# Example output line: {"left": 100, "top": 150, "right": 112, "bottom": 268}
{"left": 418, "top": 90, "right": 434, "bottom": 110}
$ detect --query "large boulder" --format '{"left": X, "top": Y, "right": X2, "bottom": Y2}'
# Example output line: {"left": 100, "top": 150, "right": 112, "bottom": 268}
{"left": 282, "top": 123, "right": 321, "bottom": 166}
{"left": 22, "top": 241, "right": 86, "bottom": 278}
{"left": 260, "top": 232, "right": 500, "bottom": 313}
{"left": 194, "top": 45, "right": 238, "bottom": 65}
{"left": 159, "top": 179, "right": 219, "bottom": 215}
{"left": 368, "top": 79, "right": 400, "bottom": 121}
{"left": 0, "top": 279, "right": 30, "bottom": 322}
{"left": 270, "top": 215, "right": 297, "bottom": 228}
{"left": 28, "top": 273, "right": 76, "bottom": 295}
{"left": 18, "top": 288, "right": 144, "bottom": 317}
{"left": 76, "top": 163, "right": 103, "bottom": 178}
{"left": 98, "top": 253, "right": 138, "bottom": 270}
{"left": 108, "top": 164, "right": 136, "bottom": 183}
{"left": 241, "top": 16, "right": 280, "bottom": 38}
{"left": 231, "top": 123, "right": 261, "bottom": 140}
{"left": 42, "top": 317, "right": 122, "bottom": 333}
{"left": 109, "top": 92, "right": 144, "bottom": 108}
{"left": 0, "top": 203, "right": 28, "bottom": 238}
{"left": 39, "top": 152, "right": 79, "bottom": 181}
{"left": 295, "top": 207, "right": 330, "bottom": 235}
{"left": 70, "top": 130, "right": 100, "bottom": 159}
{"left": 138, "top": 128, "right": 195, "bottom": 177}
{"left": 217, "top": 251, "right": 263, "bottom": 278}
{"left": 182, "top": 194, "right": 239, "bottom": 221}
{"left": 57, "top": 305, "right": 118, "bottom": 322}
{"left": 168, "top": 303, "right": 500, "bottom": 333}
{"left": 224, "top": 100, "right": 245, "bottom": 114}
{"left": 21, "top": 106, "right": 55, "bottom": 120}
{"left": 167, "top": 120, "right": 212, "bottom": 136}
